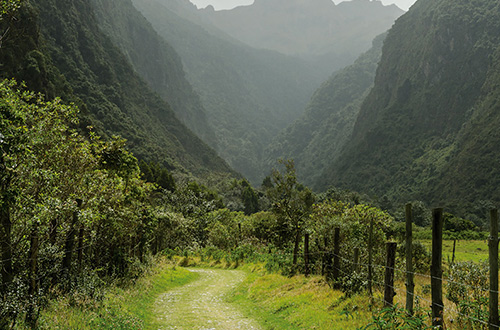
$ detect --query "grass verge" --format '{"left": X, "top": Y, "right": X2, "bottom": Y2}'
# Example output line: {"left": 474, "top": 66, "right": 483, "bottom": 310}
{"left": 420, "top": 239, "right": 489, "bottom": 264}
{"left": 228, "top": 263, "right": 375, "bottom": 330}
{"left": 31, "top": 257, "right": 198, "bottom": 329}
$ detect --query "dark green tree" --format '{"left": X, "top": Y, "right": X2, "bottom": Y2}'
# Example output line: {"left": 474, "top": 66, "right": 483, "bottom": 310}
{"left": 241, "top": 184, "right": 259, "bottom": 215}
{"left": 268, "top": 159, "right": 314, "bottom": 266}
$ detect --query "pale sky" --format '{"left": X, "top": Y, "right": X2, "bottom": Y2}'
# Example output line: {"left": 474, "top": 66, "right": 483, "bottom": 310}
{"left": 190, "top": 0, "right": 418, "bottom": 11}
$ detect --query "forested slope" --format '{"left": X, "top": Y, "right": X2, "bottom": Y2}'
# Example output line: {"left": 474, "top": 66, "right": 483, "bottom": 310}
{"left": 266, "top": 34, "right": 385, "bottom": 187}
{"left": 5, "top": 0, "right": 236, "bottom": 180}
{"left": 321, "top": 0, "right": 500, "bottom": 216}
{"left": 132, "top": 0, "right": 322, "bottom": 184}
{"left": 89, "top": 0, "right": 217, "bottom": 147}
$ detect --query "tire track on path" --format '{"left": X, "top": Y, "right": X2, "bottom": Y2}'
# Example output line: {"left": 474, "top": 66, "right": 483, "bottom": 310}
{"left": 155, "top": 268, "right": 263, "bottom": 330}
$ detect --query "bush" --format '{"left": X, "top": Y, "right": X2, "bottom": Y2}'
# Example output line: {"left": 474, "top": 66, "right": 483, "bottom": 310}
{"left": 359, "top": 304, "right": 434, "bottom": 330}
{"left": 446, "top": 261, "right": 489, "bottom": 328}
{"left": 340, "top": 271, "right": 367, "bottom": 297}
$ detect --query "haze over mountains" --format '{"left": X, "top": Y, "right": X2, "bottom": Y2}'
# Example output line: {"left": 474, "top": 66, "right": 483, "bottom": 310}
{"left": 132, "top": 0, "right": 403, "bottom": 183}
{"left": 200, "top": 0, "right": 403, "bottom": 73}
{"left": 266, "top": 33, "right": 386, "bottom": 188}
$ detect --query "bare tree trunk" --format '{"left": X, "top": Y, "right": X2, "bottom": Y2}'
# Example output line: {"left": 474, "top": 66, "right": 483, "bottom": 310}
{"left": 77, "top": 224, "right": 84, "bottom": 273}
{"left": 49, "top": 217, "right": 58, "bottom": 245}
{"left": 26, "top": 223, "right": 40, "bottom": 327}
{"left": 292, "top": 227, "right": 301, "bottom": 265}
{"left": 28, "top": 223, "right": 39, "bottom": 296}
{"left": 62, "top": 199, "right": 82, "bottom": 275}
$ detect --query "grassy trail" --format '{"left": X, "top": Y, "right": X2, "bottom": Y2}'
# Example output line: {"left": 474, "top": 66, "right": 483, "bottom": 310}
{"left": 154, "top": 268, "right": 263, "bottom": 330}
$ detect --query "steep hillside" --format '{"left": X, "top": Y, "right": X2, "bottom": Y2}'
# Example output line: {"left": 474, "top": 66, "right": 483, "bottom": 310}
{"left": 8, "top": 0, "right": 236, "bottom": 180}
{"left": 199, "top": 0, "right": 403, "bottom": 73}
{"left": 89, "top": 0, "right": 217, "bottom": 147}
{"left": 0, "top": 2, "right": 71, "bottom": 101}
{"left": 132, "top": 0, "right": 321, "bottom": 184}
{"left": 322, "top": 0, "right": 500, "bottom": 212}
{"left": 265, "top": 34, "right": 385, "bottom": 187}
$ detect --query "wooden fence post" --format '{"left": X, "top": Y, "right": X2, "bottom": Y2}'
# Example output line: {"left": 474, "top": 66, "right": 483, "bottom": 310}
{"left": 384, "top": 242, "right": 397, "bottom": 307}
{"left": 405, "top": 203, "right": 414, "bottom": 315}
{"left": 431, "top": 208, "right": 444, "bottom": 328}
{"left": 451, "top": 239, "right": 456, "bottom": 265}
{"left": 304, "top": 233, "right": 310, "bottom": 277}
{"left": 322, "top": 236, "right": 328, "bottom": 276}
{"left": 489, "top": 209, "right": 499, "bottom": 330}
{"left": 333, "top": 227, "right": 341, "bottom": 288}
{"left": 368, "top": 217, "right": 374, "bottom": 297}
{"left": 353, "top": 247, "right": 360, "bottom": 273}
{"left": 77, "top": 224, "right": 84, "bottom": 273}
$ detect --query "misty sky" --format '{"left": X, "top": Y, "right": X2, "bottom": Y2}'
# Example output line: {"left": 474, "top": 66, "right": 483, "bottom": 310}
{"left": 190, "top": 0, "right": 418, "bottom": 11}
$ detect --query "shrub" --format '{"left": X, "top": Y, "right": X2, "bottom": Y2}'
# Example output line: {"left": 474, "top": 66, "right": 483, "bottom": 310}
{"left": 446, "top": 261, "right": 489, "bottom": 328}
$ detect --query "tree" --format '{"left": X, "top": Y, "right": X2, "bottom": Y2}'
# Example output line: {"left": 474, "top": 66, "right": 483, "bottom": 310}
{"left": 0, "top": 80, "right": 159, "bottom": 325}
{"left": 0, "top": 79, "right": 33, "bottom": 294}
{"left": 0, "top": 0, "right": 21, "bottom": 48}
{"left": 268, "top": 159, "right": 314, "bottom": 266}
{"left": 241, "top": 180, "right": 259, "bottom": 215}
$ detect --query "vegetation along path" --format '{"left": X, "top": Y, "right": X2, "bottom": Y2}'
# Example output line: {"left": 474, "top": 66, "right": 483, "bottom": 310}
{"left": 155, "top": 268, "right": 263, "bottom": 330}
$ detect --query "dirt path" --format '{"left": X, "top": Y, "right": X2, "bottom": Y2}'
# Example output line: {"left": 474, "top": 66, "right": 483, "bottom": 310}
{"left": 155, "top": 268, "right": 263, "bottom": 330}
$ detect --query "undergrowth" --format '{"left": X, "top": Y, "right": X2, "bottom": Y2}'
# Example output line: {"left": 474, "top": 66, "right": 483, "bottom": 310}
{"left": 17, "top": 257, "right": 198, "bottom": 329}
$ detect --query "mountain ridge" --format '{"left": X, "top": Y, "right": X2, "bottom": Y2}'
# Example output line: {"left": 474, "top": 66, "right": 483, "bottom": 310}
{"left": 89, "top": 0, "right": 217, "bottom": 148}
{"left": 320, "top": 0, "right": 500, "bottom": 217}
{"left": 5, "top": 0, "right": 238, "bottom": 182}
{"left": 132, "top": 0, "right": 322, "bottom": 184}
{"left": 265, "top": 33, "right": 386, "bottom": 188}
{"left": 199, "top": 0, "right": 403, "bottom": 72}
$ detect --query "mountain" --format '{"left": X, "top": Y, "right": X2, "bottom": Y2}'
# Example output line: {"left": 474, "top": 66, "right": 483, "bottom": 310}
{"left": 1, "top": 0, "right": 237, "bottom": 181}
{"left": 199, "top": 0, "right": 403, "bottom": 73}
{"left": 132, "top": 0, "right": 322, "bottom": 184}
{"left": 321, "top": 0, "right": 500, "bottom": 216}
{"left": 265, "top": 33, "right": 386, "bottom": 187}
{"left": 89, "top": 0, "right": 217, "bottom": 147}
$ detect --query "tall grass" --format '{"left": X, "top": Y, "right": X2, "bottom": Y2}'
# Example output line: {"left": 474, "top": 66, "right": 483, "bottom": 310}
{"left": 23, "top": 257, "right": 198, "bottom": 329}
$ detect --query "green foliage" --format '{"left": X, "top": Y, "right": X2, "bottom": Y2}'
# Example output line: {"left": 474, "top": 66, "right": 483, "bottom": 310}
{"left": 360, "top": 304, "right": 435, "bottom": 330}
{"left": 339, "top": 271, "right": 367, "bottom": 298}
{"left": 23, "top": 0, "right": 236, "bottom": 184}
{"left": 0, "top": 0, "right": 21, "bottom": 21}
{"left": 267, "top": 159, "right": 314, "bottom": 250}
{"left": 444, "top": 213, "right": 478, "bottom": 233}
{"left": 241, "top": 184, "right": 260, "bottom": 215}
{"left": 397, "top": 241, "right": 431, "bottom": 274}
{"left": 139, "top": 160, "right": 176, "bottom": 191}
{"left": 0, "top": 80, "right": 167, "bottom": 326}
{"left": 310, "top": 201, "right": 393, "bottom": 286}
{"left": 446, "top": 261, "right": 489, "bottom": 328}
{"left": 205, "top": 209, "right": 243, "bottom": 250}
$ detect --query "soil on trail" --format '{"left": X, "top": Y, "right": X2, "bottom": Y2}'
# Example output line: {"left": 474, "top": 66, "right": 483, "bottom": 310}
{"left": 155, "top": 268, "right": 263, "bottom": 330}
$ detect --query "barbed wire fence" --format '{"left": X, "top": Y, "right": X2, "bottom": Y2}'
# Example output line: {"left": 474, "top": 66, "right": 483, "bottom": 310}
{"left": 287, "top": 205, "right": 500, "bottom": 330}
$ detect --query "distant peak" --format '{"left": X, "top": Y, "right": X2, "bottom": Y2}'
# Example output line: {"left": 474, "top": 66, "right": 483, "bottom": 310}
{"left": 254, "top": 0, "right": 334, "bottom": 7}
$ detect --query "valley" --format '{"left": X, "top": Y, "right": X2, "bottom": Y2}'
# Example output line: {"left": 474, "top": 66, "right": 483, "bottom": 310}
{"left": 1, "top": 0, "right": 500, "bottom": 328}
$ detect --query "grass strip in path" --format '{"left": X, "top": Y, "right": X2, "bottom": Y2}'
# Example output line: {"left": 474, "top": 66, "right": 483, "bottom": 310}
{"left": 154, "top": 268, "right": 263, "bottom": 329}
